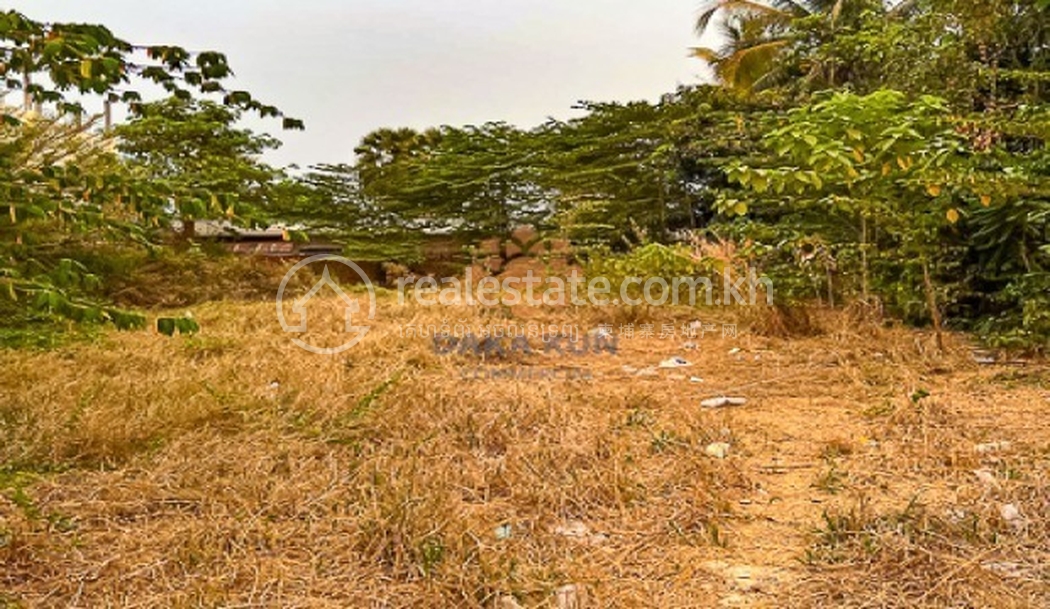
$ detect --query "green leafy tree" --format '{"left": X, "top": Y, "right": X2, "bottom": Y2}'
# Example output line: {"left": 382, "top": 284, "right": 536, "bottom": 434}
{"left": 0, "top": 10, "right": 302, "bottom": 126}
{"left": 0, "top": 113, "right": 146, "bottom": 329}
{"left": 692, "top": 0, "right": 901, "bottom": 93}
{"left": 116, "top": 98, "right": 284, "bottom": 238}
{"left": 721, "top": 90, "right": 1035, "bottom": 344}
{"left": 535, "top": 87, "right": 767, "bottom": 245}
{"left": 812, "top": 0, "right": 1050, "bottom": 108}
{"left": 278, "top": 163, "right": 425, "bottom": 262}
{"left": 0, "top": 9, "right": 300, "bottom": 330}
{"left": 353, "top": 123, "right": 552, "bottom": 238}
{"left": 535, "top": 98, "right": 693, "bottom": 244}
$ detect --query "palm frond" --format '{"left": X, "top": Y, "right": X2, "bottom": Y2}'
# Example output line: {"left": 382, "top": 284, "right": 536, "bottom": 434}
{"left": 689, "top": 47, "right": 722, "bottom": 63}
{"left": 716, "top": 39, "right": 790, "bottom": 92}
{"left": 695, "top": 0, "right": 793, "bottom": 34}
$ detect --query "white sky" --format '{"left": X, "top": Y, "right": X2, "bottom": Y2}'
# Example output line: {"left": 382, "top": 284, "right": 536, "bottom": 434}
{"left": 11, "top": 1, "right": 716, "bottom": 168}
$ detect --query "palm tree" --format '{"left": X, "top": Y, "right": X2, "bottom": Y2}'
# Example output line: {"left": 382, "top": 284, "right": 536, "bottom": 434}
{"left": 354, "top": 127, "right": 438, "bottom": 170}
{"left": 692, "top": 1, "right": 924, "bottom": 93}
{"left": 692, "top": 0, "right": 851, "bottom": 92}
{"left": 690, "top": 1, "right": 930, "bottom": 93}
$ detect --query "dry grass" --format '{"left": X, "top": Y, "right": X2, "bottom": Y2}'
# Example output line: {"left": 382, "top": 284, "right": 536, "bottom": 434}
{"left": 0, "top": 294, "right": 1048, "bottom": 607}
{"left": 794, "top": 370, "right": 1050, "bottom": 608}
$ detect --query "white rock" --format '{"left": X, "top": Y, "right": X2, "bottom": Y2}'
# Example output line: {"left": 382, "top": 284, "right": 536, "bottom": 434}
{"left": 973, "top": 468, "right": 1000, "bottom": 488}
{"left": 701, "top": 396, "right": 748, "bottom": 409}
{"left": 728, "top": 347, "right": 742, "bottom": 355}
{"left": 659, "top": 357, "right": 693, "bottom": 369}
{"left": 690, "top": 377, "right": 705, "bottom": 384}
{"left": 495, "top": 524, "right": 513, "bottom": 540}
{"left": 705, "top": 442, "right": 731, "bottom": 459}
{"left": 1000, "top": 503, "right": 1025, "bottom": 529}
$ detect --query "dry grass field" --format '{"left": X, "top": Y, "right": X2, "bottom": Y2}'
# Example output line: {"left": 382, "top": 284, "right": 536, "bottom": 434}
{"left": 1, "top": 293, "right": 1048, "bottom": 607}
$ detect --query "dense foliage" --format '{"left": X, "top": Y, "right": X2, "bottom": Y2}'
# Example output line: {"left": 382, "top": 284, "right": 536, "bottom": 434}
{"left": 2, "top": 2, "right": 1049, "bottom": 349}
{"left": 0, "top": 10, "right": 299, "bottom": 338}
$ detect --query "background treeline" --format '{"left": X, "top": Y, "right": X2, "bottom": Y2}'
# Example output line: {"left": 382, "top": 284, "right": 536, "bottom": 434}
{"left": 2, "top": 0, "right": 1049, "bottom": 348}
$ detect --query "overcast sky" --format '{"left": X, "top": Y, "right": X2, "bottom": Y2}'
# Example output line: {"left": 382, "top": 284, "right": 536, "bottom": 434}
{"left": 13, "top": 1, "right": 715, "bottom": 168}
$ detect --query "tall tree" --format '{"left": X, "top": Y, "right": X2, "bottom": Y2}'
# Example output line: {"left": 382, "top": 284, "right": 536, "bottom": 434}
{"left": 691, "top": 0, "right": 910, "bottom": 94}
{"left": 278, "top": 164, "right": 425, "bottom": 262}
{"left": 0, "top": 9, "right": 298, "bottom": 327}
{"left": 116, "top": 98, "right": 283, "bottom": 238}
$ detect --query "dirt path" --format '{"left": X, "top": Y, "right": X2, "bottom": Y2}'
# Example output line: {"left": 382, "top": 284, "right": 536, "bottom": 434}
{"left": 619, "top": 332, "right": 909, "bottom": 607}
{"left": 706, "top": 395, "right": 862, "bottom": 606}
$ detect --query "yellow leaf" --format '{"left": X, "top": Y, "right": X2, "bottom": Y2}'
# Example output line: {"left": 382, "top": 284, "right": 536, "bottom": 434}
{"left": 927, "top": 184, "right": 942, "bottom": 197}
{"left": 897, "top": 156, "right": 907, "bottom": 170}
{"left": 733, "top": 201, "right": 749, "bottom": 216}
{"left": 80, "top": 59, "right": 92, "bottom": 79}
{"left": 980, "top": 194, "right": 991, "bottom": 207}
{"left": 852, "top": 147, "right": 865, "bottom": 163}
{"left": 225, "top": 204, "right": 236, "bottom": 219}
{"left": 8, "top": 205, "right": 15, "bottom": 224}
{"left": 281, "top": 229, "right": 291, "bottom": 242}
{"left": 946, "top": 208, "right": 960, "bottom": 224}
{"left": 882, "top": 163, "right": 891, "bottom": 177}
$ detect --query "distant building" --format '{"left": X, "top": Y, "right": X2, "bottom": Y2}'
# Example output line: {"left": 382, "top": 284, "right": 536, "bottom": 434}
{"left": 186, "top": 221, "right": 342, "bottom": 258}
